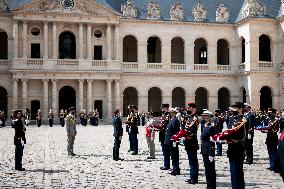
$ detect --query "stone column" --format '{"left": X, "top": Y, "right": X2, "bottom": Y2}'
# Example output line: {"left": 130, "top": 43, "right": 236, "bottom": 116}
{"left": 87, "top": 24, "right": 92, "bottom": 60}
{"left": 43, "top": 79, "right": 49, "bottom": 121}
{"left": 162, "top": 39, "right": 171, "bottom": 70}
{"left": 114, "top": 80, "right": 120, "bottom": 109}
{"left": 209, "top": 95, "right": 218, "bottom": 112}
{"left": 79, "top": 23, "right": 84, "bottom": 59}
{"left": 87, "top": 79, "right": 93, "bottom": 111}
{"left": 138, "top": 41, "right": 147, "bottom": 70}
{"left": 78, "top": 79, "right": 84, "bottom": 110}
{"left": 114, "top": 25, "right": 120, "bottom": 60}
{"left": 22, "top": 79, "right": 28, "bottom": 111}
{"left": 52, "top": 79, "right": 58, "bottom": 116}
{"left": 13, "top": 79, "right": 18, "bottom": 109}
{"left": 106, "top": 79, "right": 112, "bottom": 119}
{"left": 22, "top": 21, "right": 28, "bottom": 58}
{"left": 138, "top": 95, "right": 148, "bottom": 113}
{"left": 52, "top": 22, "right": 58, "bottom": 59}
{"left": 185, "top": 40, "right": 194, "bottom": 70}
{"left": 106, "top": 24, "right": 112, "bottom": 60}
{"left": 13, "top": 21, "right": 18, "bottom": 58}
{"left": 208, "top": 42, "right": 217, "bottom": 70}
{"left": 43, "top": 22, "right": 49, "bottom": 59}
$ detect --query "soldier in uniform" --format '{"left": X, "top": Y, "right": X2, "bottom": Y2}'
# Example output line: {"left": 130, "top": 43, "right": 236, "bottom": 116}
{"left": 94, "top": 109, "right": 99, "bottom": 126}
{"left": 184, "top": 103, "right": 199, "bottom": 184}
{"left": 265, "top": 108, "right": 279, "bottom": 171}
{"left": 66, "top": 107, "right": 77, "bottom": 156}
{"left": 126, "top": 105, "right": 134, "bottom": 152}
{"left": 244, "top": 104, "right": 255, "bottom": 164}
{"left": 36, "top": 109, "right": 42, "bottom": 127}
{"left": 12, "top": 110, "right": 26, "bottom": 171}
{"left": 164, "top": 108, "right": 180, "bottom": 176}
{"left": 227, "top": 102, "right": 246, "bottom": 189}
{"left": 48, "top": 109, "right": 54, "bottom": 127}
{"left": 130, "top": 105, "right": 139, "bottom": 155}
{"left": 201, "top": 110, "right": 216, "bottom": 189}
{"left": 279, "top": 109, "right": 284, "bottom": 133}
{"left": 278, "top": 129, "right": 284, "bottom": 181}
{"left": 214, "top": 109, "right": 224, "bottom": 156}
{"left": 112, "top": 109, "right": 124, "bottom": 161}
{"left": 59, "top": 109, "right": 66, "bottom": 127}
{"left": 0, "top": 110, "right": 6, "bottom": 128}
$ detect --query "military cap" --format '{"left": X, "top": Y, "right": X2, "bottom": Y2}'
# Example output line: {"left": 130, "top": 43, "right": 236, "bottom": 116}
{"left": 268, "top": 108, "right": 277, "bottom": 114}
{"left": 161, "top": 104, "right": 169, "bottom": 109}
{"left": 187, "top": 102, "right": 197, "bottom": 108}
{"left": 231, "top": 102, "right": 245, "bottom": 109}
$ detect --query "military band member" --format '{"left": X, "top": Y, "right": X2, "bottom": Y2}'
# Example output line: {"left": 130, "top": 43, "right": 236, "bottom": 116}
{"left": 244, "top": 104, "right": 255, "bottom": 164}
{"left": 145, "top": 112, "right": 156, "bottom": 159}
{"left": 59, "top": 109, "right": 66, "bottom": 127}
{"left": 12, "top": 110, "right": 26, "bottom": 171}
{"left": 36, "top": 109, "right": 42, "bottom": 127}
{"left": 0, "top": 110, "right": 6, "bottom": 128}
{"left": 80, "top": 109, "right": 88, "bottom": 126}
{"left": 280, "top": 109, "right": 284, "bottom": 133}
{"left": 24, "top": 108, "right": 31, "bottom": 126}
{"left": 130, "top": 105, "right": 139, "bottom": 155}
{"left": 66, "top": 107, "right": 77, "bottom": 156}
{"left": 164, "top": 108, "right": 180, "bottom": 176}
{"left": 48, "top": 109, "right": 54, "bottom": 127}
{"left": 89, "top": 110, "right": 96, "bottom": 126}
{"left": 214, "top": 109, "right": 224, "bottom": 156}
{"left": 265, "top": 108, "right": 279, "bottom": 171}
{"left": 126, "top": 105, "right": 134, "bottom": 152}
{"left": 201, "top": 110, "right": 216, "bottom": 189}
{"left": 227, "top": 102, "right": 246, "bottom": 189}
{"left": 94, "top": 109, "right": 99, "bottom": 126}
{"left": 184, "top": 103, "right": 199, "bottom": 184}
{"left": 112, "top": 109, "right": 124, "bottom": 161}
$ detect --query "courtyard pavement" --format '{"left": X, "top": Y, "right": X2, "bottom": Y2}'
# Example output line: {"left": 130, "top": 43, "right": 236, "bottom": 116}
{"left": 0, "top": 123, "right": 283, "bottom": 189}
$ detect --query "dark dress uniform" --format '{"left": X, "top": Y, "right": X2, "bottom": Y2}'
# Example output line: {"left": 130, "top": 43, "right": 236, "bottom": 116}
{"left": 159, "top": 112, "right": 171, "bottom": 170}
{"left": 59, "top": 111, "right": 66, "bottom": 127}
{"left": 214, "top": 115, "right": 224, "bottom": 156}
{"left": 184, "top": 114, "right": 199, "bottom": 183}
{"left": 227, "top": 114, "right": 245, "bottom": 189}
{"left": 113, "top": 115, "right": 123, "bottom": 161}
{"left": 280, "top": 115, "right": 284, "bottom": 133}
{"left": 244, "top": 111, "right": 255, "bottom": 164}
{"left": 130, "top": 112, "right": 139, "bottom": 155}
{"left": 278, "top": 130, "right": 284, "bottom": 181}
{"left": 164, "top": 116, "right": 180, "bottom": 175}
{"left": 48, "top": 112, "right": 54, "bottom": 127}
{"left": 12, "top": 115, "right": 26, "bottom": 171}
{"left": 201, "top": 122, "right": 216, "bottom": 189}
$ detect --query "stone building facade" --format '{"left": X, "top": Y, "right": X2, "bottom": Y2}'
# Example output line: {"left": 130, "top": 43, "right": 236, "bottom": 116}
{"left": 0, "top": 0, "right": 284, "bottom": 119}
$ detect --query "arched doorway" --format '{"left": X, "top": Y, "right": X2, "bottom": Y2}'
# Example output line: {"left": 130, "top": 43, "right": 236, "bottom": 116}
{"left": 171, "top": 37, "right": 184, "bottom": 64}
{"left": 147, "top": 37, "right": 161, "bottom": 63}
{"left": 194, "top": 38, "right": 207, "bottom": 64}
{"left": 59, "top": 86, "right": 76, "bottom": 111}
{"left": 172, "top": 87, "right": 185, "bottom": 108}
{"left": 195, "top": 87, "right": 208, "bottom": 114}
{"left": 259, "top": 35, "right": 271, "bottom": 62}
{"left": 260, "top": 86, "right": 272, "bottom": 111}
{"left": 31, "top": 100, "right": 40, "bottom": 120}
{"left": 217, "top": 39, "right": 229, "bottom": 65}
{"left": 148, "top": 87, "right": 162, "bottom": 116}
{"left": 59, "top": 31, "right": 76, "bottom": 59}
{"left": 218, "top": 87, "right": 230, "bottom": 112}
{"left": 0, "top": 31, "right": 8, "bottom": 59}
{"left": 123, "top": 35, "right": 138, "bottom": 62}
{"left": 0, "top": 86, "right": 8, "bottom": 114}
{"left": 123, "top": 87, "right": 138, "bottom": 117}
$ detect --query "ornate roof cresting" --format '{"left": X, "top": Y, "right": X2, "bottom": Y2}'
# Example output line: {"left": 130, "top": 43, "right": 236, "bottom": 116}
{"left": 216, "top": 2, "right": 230, "bottom": 23}
{"left": 242, "top": 0, "right": 266, "bottom": 18}
{"left": 147, "top": 0, "right": 161, "bottom": 20}
{"left": 170, "top": 1, "right": 184, "bottom": 21}
{"left": 121, "top": 0, "right": 138, "bottom": 18}
{"left": 0, "top": 0, "right": 8, "bottom": 12}
{"left": 192, "top": 3, "right": 207, "bottom": 22}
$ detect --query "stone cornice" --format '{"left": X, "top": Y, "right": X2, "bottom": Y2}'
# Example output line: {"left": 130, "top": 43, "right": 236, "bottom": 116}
{"left": 235, "top": 17, "right": 277, "bottom": 27}
{"left": 236, "top": 71, "right": 280, "bottom": 77}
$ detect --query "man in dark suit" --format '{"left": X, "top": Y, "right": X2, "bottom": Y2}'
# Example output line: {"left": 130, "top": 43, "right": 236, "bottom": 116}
{"left": 164, "top": 108, "right": 180, "bottom": 176}
{"left": 113, "top": 109, "right": 124, "bottom": 161}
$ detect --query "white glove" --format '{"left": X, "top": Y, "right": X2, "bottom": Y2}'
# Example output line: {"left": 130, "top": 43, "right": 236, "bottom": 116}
{"left": 21, "top": 139, "right": 25, "bottom": 146}
{"left": 173, "top": 142, "right": 177, "bottom": 147}
{"left": 209, "top": 156, "right": 214, "bottom": 162}
{"left": 119, "top": 136, "right": 122, "bottom": 140}
{"left": 248, "top": 134, "right": 252, "bottom": 140}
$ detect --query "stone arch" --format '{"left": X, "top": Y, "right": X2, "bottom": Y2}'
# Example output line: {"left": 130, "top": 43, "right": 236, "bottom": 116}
{"left": 147, "top": 36, "right": 161, "bottom": 63}
{"left": 259, "top": 34, "right": 271, "bottom": 62}
{"left": 0, "top": 30, "right": 8, "bottom": 59}
{"left": 195, "top": 87, "right": 208, "bottom": 113}
{"left": 260, "top": 86, "right": 272, "bottom": 111}
{"left": 0, "top": 86, "right": 8, "bottom": 114}
{"left": 59, "top": 86, "right": 76, "bottom": 111}
{"left": 171, "top": 37, "right": 184, "bottom": 63}
{"left": 172, "top": 87, "right": 185, "bottom": 108}
{"left": 217, "top": 39, "right": 229, "bottom": 65}
{"left": 123, "top": 35, "right": 138, "bottom": 62}
{"left": 148, "top": 87, "right": 162, "bottom": 116}
{"left": 194, "top": 38, "right": 207, "bottom": 64}
{"left": 59, "top": 31, "right": 76, "bottom": 59}
{"left": 123, "top": 87, "right": 138, "bottom": 117}
{"left": 218, "top": 87, "right": 230, "bottom": 112}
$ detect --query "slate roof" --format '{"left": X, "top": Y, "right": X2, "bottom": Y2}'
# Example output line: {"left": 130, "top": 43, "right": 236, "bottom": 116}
{"left": 6, "top": 0, "right": 283, "bottom": 23}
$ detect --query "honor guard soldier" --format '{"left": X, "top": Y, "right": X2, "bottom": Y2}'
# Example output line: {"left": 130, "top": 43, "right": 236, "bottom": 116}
{"left": 36, "top": 109, "right": 42, "bottom": 127}
{"left": 130, "top": 105, "right": 139, "bottom": 155}
{"left": 48, "top": 109, "right": 54, "bottom": 127}
{"left": 265, "top": 108, "right": 279, "bottom": 171}
{"left": 214, "top": 109, "right": 224, "bottom": 156}
{"left": 201, "top": 110, "right": 216, "bottom": 189}
{"left": 278, "top": 129, "right": 284, "bottom": 181}
{"left": 66, "top": 107, "right": 77, "bottom": 156}
{"left": 0, "top": 110, "right": 6, "bottom": 128}
{"left": 164, "top": 108, "right": 180, "bottom": 176}
{"left": 184, "top": 103, "right": 199, "bottom": 184}
{"left": 280, "top": 109, "right": 284, "bottom": 133}
{"left": 94, "top": 109, "right": 99, "bottom": 126}
{"left": 126, "top": 105, "right": 133, "bottom": 152}
{"left": 59, "top": 109, "right": 66, "bottom": 127}
{"left": 244, "top": 104, "right": 255, "bottom": 164}
{"left": 227, "top": 102, "right": 246, "bottom": 189}
{"left": 12, "top": 110, "right": 26, "bottom": 171}
{"left": 112, "top": 109, "right": 124, "bottom": 161}
{"left": 159, "top": 104, "right": 171, "bottom": 171}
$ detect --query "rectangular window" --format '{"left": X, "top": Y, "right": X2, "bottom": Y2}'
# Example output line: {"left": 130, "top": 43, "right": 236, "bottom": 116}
{"left": 31, "top": 43, "right": 40, "bottom": 58}
{"left": 94, "top": 46, "right": 102, "bottom": 60}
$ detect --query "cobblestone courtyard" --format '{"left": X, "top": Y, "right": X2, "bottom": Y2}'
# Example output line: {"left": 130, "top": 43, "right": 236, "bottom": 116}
{"left": 0, "top": 124, "right": 283, "bottom": 189}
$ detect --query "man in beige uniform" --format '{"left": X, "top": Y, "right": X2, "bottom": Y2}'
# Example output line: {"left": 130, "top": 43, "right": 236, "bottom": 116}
{"left": 66, "top": 107, "right": 77, "bottom": 156}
